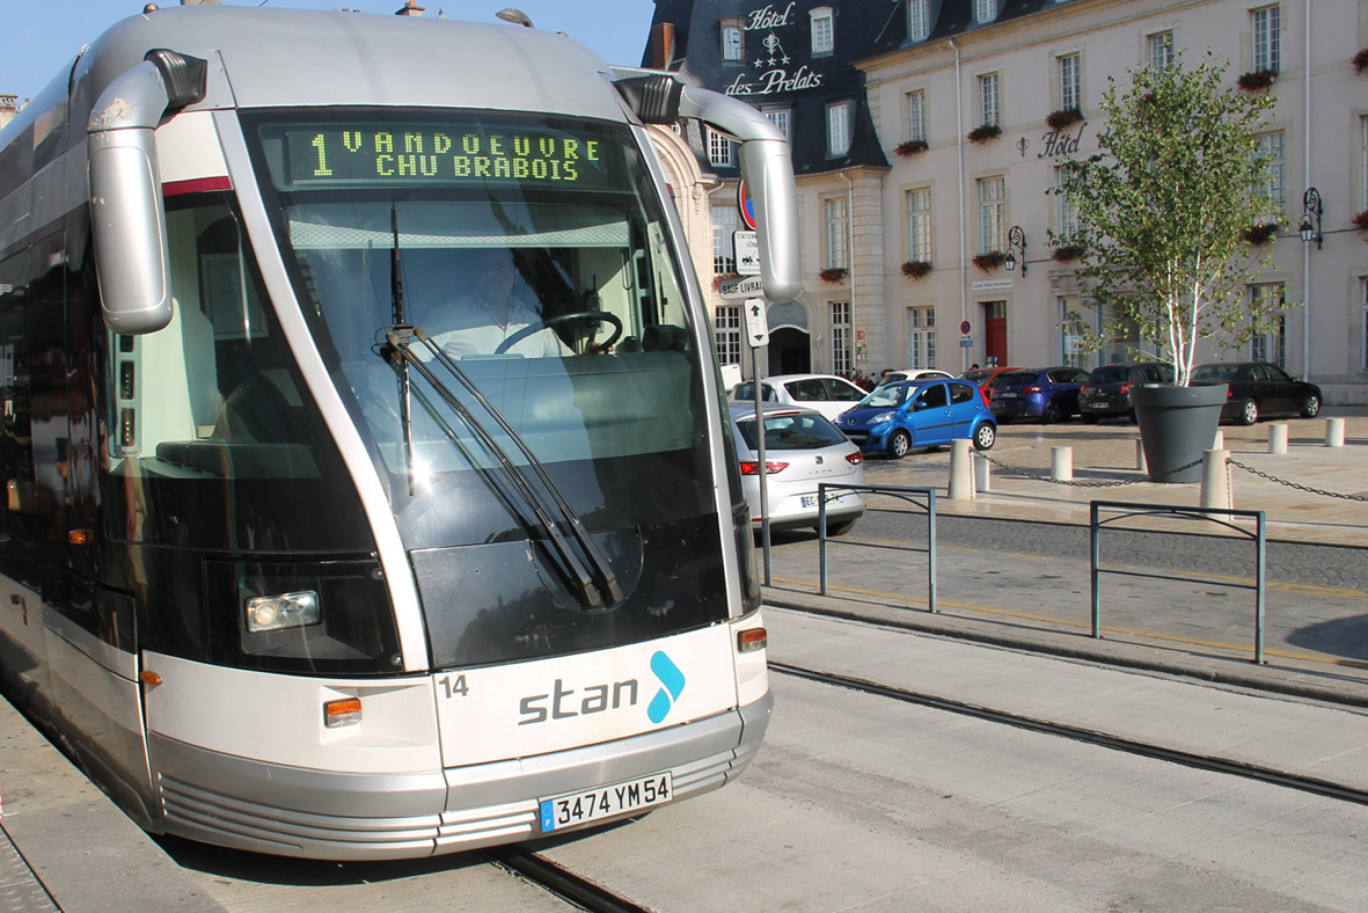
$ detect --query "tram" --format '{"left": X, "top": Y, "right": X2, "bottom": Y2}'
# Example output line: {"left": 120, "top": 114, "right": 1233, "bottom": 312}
{"left": 0, "top": 5, "right": 798, "bottom": 859}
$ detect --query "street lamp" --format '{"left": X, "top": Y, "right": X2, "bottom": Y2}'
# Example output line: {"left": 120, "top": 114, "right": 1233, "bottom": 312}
{"left": 496, "top": 8, "right": 534, "bottom": 27}
{"left": 1299, "top": 187, "right": 1322, "bottom": 249}
{"left": 1004, "top": 225, "right": 1027, "bottom": 275}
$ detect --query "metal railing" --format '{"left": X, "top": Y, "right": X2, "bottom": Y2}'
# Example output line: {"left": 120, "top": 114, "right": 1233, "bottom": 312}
{"left": 1089, "top": 500, "right": 1268, "bottom": 663}
{"left": 818, "top": 484, "right": 937, "bottom": 612}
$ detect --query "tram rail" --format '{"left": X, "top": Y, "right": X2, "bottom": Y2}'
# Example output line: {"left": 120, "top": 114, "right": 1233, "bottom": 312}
{"left": 770, "top": 661, "right": 1368, "bottom": 808}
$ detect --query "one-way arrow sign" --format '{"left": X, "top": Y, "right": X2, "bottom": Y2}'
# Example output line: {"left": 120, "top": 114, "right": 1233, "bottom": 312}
{"left": 743, "top": 297, "right": 769, "bottom": 347}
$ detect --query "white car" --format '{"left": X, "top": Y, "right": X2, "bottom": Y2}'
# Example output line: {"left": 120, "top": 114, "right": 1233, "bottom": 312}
{"left": 878, "top": 368, "right": 954, "bottom": 386}
{"left": 729, "top": 403, "right": 866, "bottom": 536}
{"left": 729, "top": 373, "right": 868, "bottom": 423}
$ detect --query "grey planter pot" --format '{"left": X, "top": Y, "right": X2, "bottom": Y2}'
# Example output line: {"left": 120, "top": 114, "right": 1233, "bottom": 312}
{"left": 1133, "top": 383, "right": 1228, "bottom": 483}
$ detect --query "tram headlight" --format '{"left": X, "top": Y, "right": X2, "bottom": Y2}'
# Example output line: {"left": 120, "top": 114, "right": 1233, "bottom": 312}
{"left": 245, "top": 590, "right": 321, "bottom": 633}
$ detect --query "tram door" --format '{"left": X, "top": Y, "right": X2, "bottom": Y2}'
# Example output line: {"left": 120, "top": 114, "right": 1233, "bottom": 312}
{"left": 983, "top": 301, "right": 1007, "bottom": 367}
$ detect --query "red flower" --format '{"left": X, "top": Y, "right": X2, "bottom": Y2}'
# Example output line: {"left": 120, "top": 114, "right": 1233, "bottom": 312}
{"left": 1237, "top": 68, "right": 1278, "bottom": 91}
{"left": 901, "top": 260, "right": 933, "bottom": 279}
{"left": 819, "top": 267, "right": 848, "bottom": 283}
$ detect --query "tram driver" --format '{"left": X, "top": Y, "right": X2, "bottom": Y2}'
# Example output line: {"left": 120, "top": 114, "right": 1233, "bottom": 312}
{"left": 427, "top": 248, "right": 570, "bottom": 359}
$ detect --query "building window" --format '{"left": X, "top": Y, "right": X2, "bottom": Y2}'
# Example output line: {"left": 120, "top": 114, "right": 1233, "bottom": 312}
{"left": 1058, "top": 53, "right": 1081, "bottom": 112}
{"left": 978, "top": 73, "right": 1000, "bottom": 127}
{"left": 1060, "top": 298, "right": 1089, "bottom": 368}
{"left": 721, "top": 20, "right": 743, "bottom": 62}
{"left": 712, "top": 205, "right": 737, "bottom": 275}
{"left": 975, "top": 0, "right": 997, "bottom": 24}
{"left": 707, "top": 127, "right": 734, "bottom": 167}
{"left": 1255, "top": 131, "right": 1286, "bottom": 218}
{"left": 1361, "top": 116, "right": 1368, "bottom": 211}
{"left": 763, "top": 106, "right": 792, "bottom": 142}
{"left": 908, "top": 0, "right": 930, "bottom": 42}
{"left": 811, "top": 7, "right": 834, "bottom": 56}
{"left": 977, "top": 176, "right": 1005, "bottom": 254}
{"left": 907, "top": 308, "right": 936, "bottom": 369}
{"left": 906, "top": 89, "right": 927, "bottom": 143}
{"left": 830, "top": 301, "right": 851, "bottom": 375}
{"left": 1252, "top": 5, "right": 1280, "bottom": 72}
{"left": 715, "top": 305, "right": 742, "bottom": 366}
{"left": 1362, "top": 280, "right": 1368, "bottom": 372}
{"left": 1248, "top": 284, "right": 1286, "bottom": 366}
{"left": 825, "top": 197, "right": 849, "bottom": 270}
{"left": 826, "top": 100, "right": 853, "bottom": 157}
{"left": 1055, "top": 167, "right": 1079, "bottom": 239}
{"left": 1149, "top": 31, "right": 1174, "bottom": 72}
{"left": 906, "top": 188, "right": 932, "bottom": 262}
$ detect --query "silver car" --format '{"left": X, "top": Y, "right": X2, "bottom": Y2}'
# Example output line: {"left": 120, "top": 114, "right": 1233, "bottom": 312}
{"left": 729, "top": 403, "right": 866, "bottom": 536}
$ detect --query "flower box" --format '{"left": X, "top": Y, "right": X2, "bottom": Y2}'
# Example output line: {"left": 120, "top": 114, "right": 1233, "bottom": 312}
{"left": 966, "top": 123, "right": 1002, "bottom": 144}
{"left": 971, "top": 251, "right": 1006, "bottom": 272}
{"left": 1241, "top": 222, "right": 1280, "bottom": 245}
{"left": 1237, "top": 68, "right": 1278, "bottom": 91}
{"left": 1353, "top": 49, "right": 1368, "bottom": 75}
{"left": 1045, "top": 107, "right": 1083, "bottom": 131}
{"left": 819, "top": 267, "right": 848, "bottom": 284}
{"left": 1051, "top": 245, "right": 1085, "bottom": 263}
{"left": 901, "top": 260, "right": 933, "bottom": 279}
{"left": 1352, "top": 210, "right": 1368, "bottom": 232}
{"left": 894, "top": 139, "right": 929, "bottom": 157}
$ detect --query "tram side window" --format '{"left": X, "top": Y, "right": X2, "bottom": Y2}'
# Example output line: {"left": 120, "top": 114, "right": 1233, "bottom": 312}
{"left": 0, "top": 254, "right": 34, "bottom": 551}
{"left": 113, "top": 196, "right": 320, "bottom": 479}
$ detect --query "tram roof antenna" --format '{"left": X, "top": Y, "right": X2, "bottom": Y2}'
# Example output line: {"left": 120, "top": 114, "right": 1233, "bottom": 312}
{"left": 495, "top": 8, "right": 533, "bottom": 28}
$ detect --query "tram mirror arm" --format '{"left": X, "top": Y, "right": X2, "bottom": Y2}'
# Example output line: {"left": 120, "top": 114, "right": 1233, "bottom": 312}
{"left": 87, "top": 50, "right": 208, "bottom": 335}
{"left": 613, "top": 74, "right": 800, "bottom": 303}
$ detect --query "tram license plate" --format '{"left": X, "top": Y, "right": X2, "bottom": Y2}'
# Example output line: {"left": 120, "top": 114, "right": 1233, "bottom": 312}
{"left": 539, "top": 772, "right": 673, "bottom": 833}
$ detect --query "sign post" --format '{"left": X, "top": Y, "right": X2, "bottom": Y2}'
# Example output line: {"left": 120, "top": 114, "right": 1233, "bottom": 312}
{"left": 745, "top": 297, "right": 771, "bottom": 581}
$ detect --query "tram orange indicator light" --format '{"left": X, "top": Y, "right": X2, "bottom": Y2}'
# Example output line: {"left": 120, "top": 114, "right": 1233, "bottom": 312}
{"left": 737, "top": 627, "right": 767, "bottom": 653}
{"left": 324, "top": 698, "right": 362, "bottom": 728}
{"left": 139, "top": 671, "right": 162, "bottom": 686}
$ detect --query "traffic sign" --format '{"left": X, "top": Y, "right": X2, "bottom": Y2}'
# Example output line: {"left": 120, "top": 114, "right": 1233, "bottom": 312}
{"left": 718, "top": 274, "right": 765, "bottom": 300}
{"left": 743, "top": 297, "right": 770, "bottom": 347}
{"left": 737, "top": 180, "right": 757, "bottom": 230}
{"left": 960, "top": 320, "right": 972, "bottom": 334}
{"left": 733, "top": 230, "right": 760, "bottom": 275}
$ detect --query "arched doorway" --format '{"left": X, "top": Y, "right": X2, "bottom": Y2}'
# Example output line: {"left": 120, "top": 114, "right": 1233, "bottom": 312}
{"left": 767, "top": 300, "right": 810, "bottom": 374}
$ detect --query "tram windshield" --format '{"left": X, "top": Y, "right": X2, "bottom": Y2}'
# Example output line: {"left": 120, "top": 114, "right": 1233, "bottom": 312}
{"left": 245, "top": 110, "right": 732, "bottom": 668}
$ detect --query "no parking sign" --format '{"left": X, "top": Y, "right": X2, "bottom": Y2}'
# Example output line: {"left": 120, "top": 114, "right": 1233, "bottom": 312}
{"left": 737, "top": 180, "right": 757, "bottom": 230}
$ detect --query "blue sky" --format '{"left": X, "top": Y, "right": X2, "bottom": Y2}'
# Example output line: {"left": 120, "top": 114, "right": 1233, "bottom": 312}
{"left": 3, "top": 1, "right": 657, "bottom": 101}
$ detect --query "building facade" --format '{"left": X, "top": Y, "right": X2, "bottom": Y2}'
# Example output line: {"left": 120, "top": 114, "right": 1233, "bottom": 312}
{"left": 645, "top": 0, "right": 1368, "bottom": 403}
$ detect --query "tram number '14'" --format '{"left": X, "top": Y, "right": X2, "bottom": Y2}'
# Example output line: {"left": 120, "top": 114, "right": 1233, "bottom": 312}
{"left": 438, "top": 675, "right": 469, "bottom": 699}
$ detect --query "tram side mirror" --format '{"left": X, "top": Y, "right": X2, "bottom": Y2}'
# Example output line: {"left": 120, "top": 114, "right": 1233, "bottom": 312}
{"left": 88, "top": 52, "right": 207, "bottom": 335}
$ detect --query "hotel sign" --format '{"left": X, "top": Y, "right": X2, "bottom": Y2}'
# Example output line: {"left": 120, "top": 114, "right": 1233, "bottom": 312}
{"left": 724, "top": 2, "right": 827, "bottom": 97}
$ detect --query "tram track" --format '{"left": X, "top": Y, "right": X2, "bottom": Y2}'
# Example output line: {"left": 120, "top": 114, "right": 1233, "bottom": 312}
{"left": 491, "top": 849, "right": 655, "bottom": 913}
{"left": 769, "top": 661, "right": 1368, "bottom": 808}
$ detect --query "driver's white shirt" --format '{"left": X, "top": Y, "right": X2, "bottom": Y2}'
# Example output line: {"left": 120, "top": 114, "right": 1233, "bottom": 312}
{"left": 428, "top": 294, "right": 568, "bottom": 359}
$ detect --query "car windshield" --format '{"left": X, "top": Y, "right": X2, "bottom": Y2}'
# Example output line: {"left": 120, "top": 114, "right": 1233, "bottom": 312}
{"left": 859, "top": 384, "right": 911, "bottom": 408}
{"left": 997, "top": 371, "right": 1037, "bottom": 387}
{"left": 1089, "top": 366, "right": 1130, "bottom": 384}
{"left": 737, "top": 412, "right": 847, "bottom": 451}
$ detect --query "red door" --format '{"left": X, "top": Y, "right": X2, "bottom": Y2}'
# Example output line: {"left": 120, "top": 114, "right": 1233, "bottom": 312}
{"left": 983, "top": 301, "right": 1007, "bottom": 366}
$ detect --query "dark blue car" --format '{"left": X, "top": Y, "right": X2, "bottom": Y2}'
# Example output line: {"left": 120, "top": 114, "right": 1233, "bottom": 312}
{"left": 834, "top": 378, "right": 996, "bottom": 459}
{"left": 988, "top": 366, "right": 1091, "bottom": 423}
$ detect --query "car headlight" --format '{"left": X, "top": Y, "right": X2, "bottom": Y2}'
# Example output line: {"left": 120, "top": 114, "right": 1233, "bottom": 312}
{"left": 870, "top": 411, "right": 894, "bottom": 424}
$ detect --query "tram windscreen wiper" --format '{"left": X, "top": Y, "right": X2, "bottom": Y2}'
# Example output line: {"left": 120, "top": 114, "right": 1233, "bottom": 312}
{"left": 383, "top": 326, "right": 623, "bottom": 610}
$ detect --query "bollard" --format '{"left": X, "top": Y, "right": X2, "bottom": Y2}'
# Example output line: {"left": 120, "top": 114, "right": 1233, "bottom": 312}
{"left": 948, "top": 438, "right": 975, "bottom": 500}
{"left": 1051, "top": 445, "right": 1073, "bottom": 482}
{"left": 1212, "top": 429, "right": 1224, "bottom": 451}
{"left": 1268, "top": 423, "right": 1288, "bottom": 454}
{"left": 1326, "top": 417, "right": 1345, "bottom": 447}
{"left": 1135, "top": 439, "right": 1147, "bottom": 473}
{"left": 1199, "top": 449, "right": 1230, "bottom": 510}
{"left": 975, "top": 451, "right": 992, "bottom": 493}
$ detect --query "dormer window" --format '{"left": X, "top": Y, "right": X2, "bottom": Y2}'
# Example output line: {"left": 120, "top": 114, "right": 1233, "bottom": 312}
{"left": 721, "top": 18, "right": 743, "bottom": 62}
{"left": 811, "top": 7, "right": 834, "bottom": 56}
{"left": 975, "top": 0, "right": 997, "bottom": 24}
{"left": 908, "top": 0, "right": 930, "bottom": 42}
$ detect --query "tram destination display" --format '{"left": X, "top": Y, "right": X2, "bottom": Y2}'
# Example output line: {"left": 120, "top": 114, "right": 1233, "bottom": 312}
{"left": 261, "top": 117, "right": 622, "bottom": 191}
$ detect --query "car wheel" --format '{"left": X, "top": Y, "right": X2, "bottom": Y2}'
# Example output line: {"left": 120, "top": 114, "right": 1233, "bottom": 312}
{"left": 823, "top": 518, "right": 857, "bottom": 537}
{"left": 1239, "top": 399, "right": 1259, "bottom": 425}
{"left": 1042, "top": 400, "right": 1064, "bottom": 424}
{"left": 887, "top": 430, "right": 912, "bottom": 459}
{"left": 1299, "top": 394, "right": 1321, "bottom": 419}
{"left": 973, "top": 422, "right": 996, "bottom": 451}
{"left": 1082, "top": 414, "right": 1099, "bottom": 425}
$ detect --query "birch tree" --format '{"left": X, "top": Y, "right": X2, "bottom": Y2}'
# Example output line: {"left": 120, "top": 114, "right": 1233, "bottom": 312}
{"left": 1054, "top": 55, "right": 1291, "bottom": 387}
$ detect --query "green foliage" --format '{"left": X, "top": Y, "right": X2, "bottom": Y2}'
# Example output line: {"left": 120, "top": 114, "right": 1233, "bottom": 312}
{"left": 1050, "top": 55, "right": 1294, "bottom": 386}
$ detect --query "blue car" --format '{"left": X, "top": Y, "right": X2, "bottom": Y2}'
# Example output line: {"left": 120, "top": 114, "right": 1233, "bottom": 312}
{"left": 988, "top": 366, "right": 1091, "bottom": 423}
{"left": 834, "top": 378, "right": 996, "bottom": 459}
